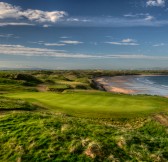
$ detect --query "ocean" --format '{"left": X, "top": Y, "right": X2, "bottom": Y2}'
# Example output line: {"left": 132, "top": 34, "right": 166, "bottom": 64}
{"left": 137, "top": 76, "right": 168, "bottom": 88}
{"left": 134, "top": 75, "right": 168, "bottom": 96}
{"left": 96, "top": 75, "right": 168, "bottom": 96}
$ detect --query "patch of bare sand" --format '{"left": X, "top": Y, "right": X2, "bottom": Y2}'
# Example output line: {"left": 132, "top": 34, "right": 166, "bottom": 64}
{"left": 95, "top": 78, "right": 108, "bottom": 85}
{"left": 153, "top": 114, "right": 168, "bottom": 127}
{"left": 37, "top": 84, "right": 48, "bottom": 92}
{"left": 106, "top": 87, "right": 136, "bottom": 94}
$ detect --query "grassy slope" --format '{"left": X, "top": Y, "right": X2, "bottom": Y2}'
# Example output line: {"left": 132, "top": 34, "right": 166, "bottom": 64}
{"left": 0, "top": 70, "right": 168, "bottom": 161}
{"left": 0, "top": 97, "right": 36, "bottom": 111}
{"left": 6, "top": 91, "right": 168, "bottom": 118}
{"left": 0, "top": 112, "right": 168, "bottom": 162}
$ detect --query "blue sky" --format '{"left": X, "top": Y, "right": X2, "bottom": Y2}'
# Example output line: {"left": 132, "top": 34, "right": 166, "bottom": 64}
{"left": 0, "top": 0, "right": 168, "bottom": 69}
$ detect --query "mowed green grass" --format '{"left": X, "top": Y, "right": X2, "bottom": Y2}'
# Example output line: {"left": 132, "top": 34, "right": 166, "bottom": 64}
{"left": 5, "top": 91, "right": 168, "bottom": 118}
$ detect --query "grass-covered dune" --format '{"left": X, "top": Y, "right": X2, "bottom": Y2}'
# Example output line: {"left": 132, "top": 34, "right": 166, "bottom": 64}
{"left": 0, "top": 112, "right": 168, "bottom": 162}
{"left": 0, "top": 70, "right": 168, "bottom": 161}
{"left": 6, "top": 91, "right": 168, "bottom": 118}
{"left": 0, "top": 96, "right": 36, "bottom": 111}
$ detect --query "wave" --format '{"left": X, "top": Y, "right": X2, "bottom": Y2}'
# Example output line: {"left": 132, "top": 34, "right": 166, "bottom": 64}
{"left": 136, "top": 77, "right": 154, "bottom": 85}
{"left": 135, "top": 76, "right": 168, "bottom": 90}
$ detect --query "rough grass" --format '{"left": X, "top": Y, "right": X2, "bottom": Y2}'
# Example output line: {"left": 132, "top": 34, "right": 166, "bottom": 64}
{"left": 0, "top": 76, "right": 37, "bottom": 93}
{"left": 0, "top": 96, "right": 37, "bottom": 111}
{"left": 0, "top": 112, "right": 167, "bottom": 162}
{"left": 5, "top": 91, "right": 168, "bottom": 118}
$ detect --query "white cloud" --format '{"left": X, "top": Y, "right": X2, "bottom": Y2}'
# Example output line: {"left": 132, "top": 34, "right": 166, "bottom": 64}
{"left": 43, "top": 24, "right": 50, "bottom": 28}
{"left": 144, "top": 15, "right": 154, "bottom": 21}
{"left": 124, "top": 13, "right": 154, "bottom": 21}
{"left": 147, "top": 0, "right": 165, "bottom": 7}
{"left": 107, "top": 54, "right": 146, "bottom": 59}
{"left": 22, "top": 9, "right": 67, "bottom": 23}
{"left": 121, "top": 38, "right": 135, "bottom": 43}
{"left": 0, "top": 34, "right": 19, "bottom": 38}
{"left": 106, "top": 38, "right": 139, "bottom": 46}
{"left": 0, "top": 22, "right": 34, "bottom": 26}
{"left": 1, "top": 44, "right": 168, "bottom": 60}
{"left": 0, "top": 44, "right": 24, "bottom": 48}
{"left": 29, "top": 41, "right": 44, "bottom": 44}
{"left": 30, "top": 40, "right": 83, "bottom": 46}
{"left": 60, "top": 36, "right": 69, "bottom": 39}
{"left": 0, "top": 2, "right": 21, "bottom": 19}
{"left": 106, "top": 42, "right": 139, "bottom": 46}
{"left": 0, "top": 44, "right": 100, "bottom": 58}
{"left": 44, "top": 43, "right": 66, "bottom": 46}
{"left": 124, "top": 13, "right": 150, "bottom": 18}
{"left": 0, "top": 34, "right": 12, "bottom": 37}
{"left": 60, "top": 40, "right": 83, "bottom": 45}
{"left": 29, "top": 41, "right": 66, "bottom": 46}
{"left": 0, "top": 2, "right": 167, "bottom": 28}
{"left": 67, "top": 18, "right": 79, "bottom": 22}
{"left": 81, "top": 19, "right": 91, "bottom": 22}
{"left": 62, "top": 16, "right": 167, "bottom": 27}
{"left": 0, "top": 2, "right": 67, "bottom": 24}
{"left": 67, "top": 18, "right": 90, "bottom": 22}
{"left": 107, "top": 54, "right": 168, "bottom": 60}
{"left": 153, "top": 43, "right": 165, "bottom": 46}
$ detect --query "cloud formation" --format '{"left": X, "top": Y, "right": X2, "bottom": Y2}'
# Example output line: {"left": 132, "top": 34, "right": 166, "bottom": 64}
{"left": 60, "top": 36, "right": 69, "bottom": 39}
{"left": 44, "top": 43, "right": 66, "bottom": 46}
{"left": 60, "top": 40, "right": 83, "bottom": 45}
{"left": 0, "top": 22, "right": 34, "bottom": 26}
{"left": 106, "top": 38, "right": 139, "bottom": 46}
{"left": 60, "top": 16, "right": 167, "bottom": 27}
{"left": 0, "top": 2, "right": 168, "bottom": 27}
{"left": 107, "top": 54, "right": 168, "bottom": 60}
{"left": 145, "top": 15, "right": 154, "bottom": 21}
{"left": 0, "top": 44, "right": 99, "bottom": 58}
{"left": 153, "top": 43, "right": 165, "bottom": 46}
{"left": 30, "top": 40, "right": 83, "bottom": 46}
{"left": 124, "top": 13, "right": 154, "bottom": 21}
{"left": 22, "top": 10, "right": 67, "bottom": 23}
{"left": 0, "top": 34, "right": 19, "bottom": 38}
{"left": 1, "top": 44, "right": 168, "bottom": 60}
{"left": 0, "top": 2, "right": 67, "bottom": 23}
{"left": 67, "top": 18, "right": 90, "bottom": 22}
{"left": 147, "top": 0, "right": 165, "bottom": 7}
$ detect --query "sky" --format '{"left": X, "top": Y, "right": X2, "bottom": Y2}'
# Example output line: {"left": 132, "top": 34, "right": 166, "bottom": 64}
{"left": 0, "top": 0, "right": 168, "bottom": 70}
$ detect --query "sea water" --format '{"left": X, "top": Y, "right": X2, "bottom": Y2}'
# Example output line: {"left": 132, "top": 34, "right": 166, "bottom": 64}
{"left": 134, "top": 75, "right": 168, "bottom": 96}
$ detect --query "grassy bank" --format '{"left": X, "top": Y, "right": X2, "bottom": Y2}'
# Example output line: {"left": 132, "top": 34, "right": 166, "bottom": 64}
{"left": 0, "top": 112, "right": 168, "bottom": 162}
{"left": 0, "top": 70, "right": 168, "bottom": 161}
{"left": 0, "top": 97, "right": 36, "bottom": 111}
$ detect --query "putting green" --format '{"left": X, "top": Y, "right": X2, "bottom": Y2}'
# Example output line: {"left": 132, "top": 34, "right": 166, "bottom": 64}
{"left": 5, "top": 91, "right": 168, "bottom": 118}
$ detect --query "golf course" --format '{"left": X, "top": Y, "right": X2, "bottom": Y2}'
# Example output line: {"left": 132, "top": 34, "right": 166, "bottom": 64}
{"left": 6, "top": 91, "right": 168, "bottom": 118}
{"left": 0, "top": 70, "right": 168, "bottom": 161}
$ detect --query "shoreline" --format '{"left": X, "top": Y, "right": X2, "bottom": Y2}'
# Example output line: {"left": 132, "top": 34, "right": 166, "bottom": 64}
{"left": 94, "top": 76, "right": 137, "bottom": 94}
{"left": 94, "top": 75, "right": 168, "bottom": 96}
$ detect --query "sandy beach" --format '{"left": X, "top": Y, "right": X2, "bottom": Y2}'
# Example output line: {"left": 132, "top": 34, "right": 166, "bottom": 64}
{"left": 94, "top": 75, "right": 168, "bottom": 96}
{"left": 94, "top": 76, "right": 137, "bottom": 94}
{"left": 106, "top": 87, "right": 136, "bottom": 94}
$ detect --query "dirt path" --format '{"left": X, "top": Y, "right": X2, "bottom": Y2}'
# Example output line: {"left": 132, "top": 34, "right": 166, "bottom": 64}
{"left": 153, "top": 114, "right": 168, "bottom": 127}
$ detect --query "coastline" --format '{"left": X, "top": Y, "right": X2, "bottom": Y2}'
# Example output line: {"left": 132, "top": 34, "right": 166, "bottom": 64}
{"left": 94, "top": 75, "right": 168, "bottom": 96}
{"left": 94, "top": 76, "right": 138, "bottom": 94}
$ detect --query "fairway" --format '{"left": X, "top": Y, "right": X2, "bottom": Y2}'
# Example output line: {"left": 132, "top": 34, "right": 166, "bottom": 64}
{"left": 5, "top": 91, "right": 168, "bottom": 118}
